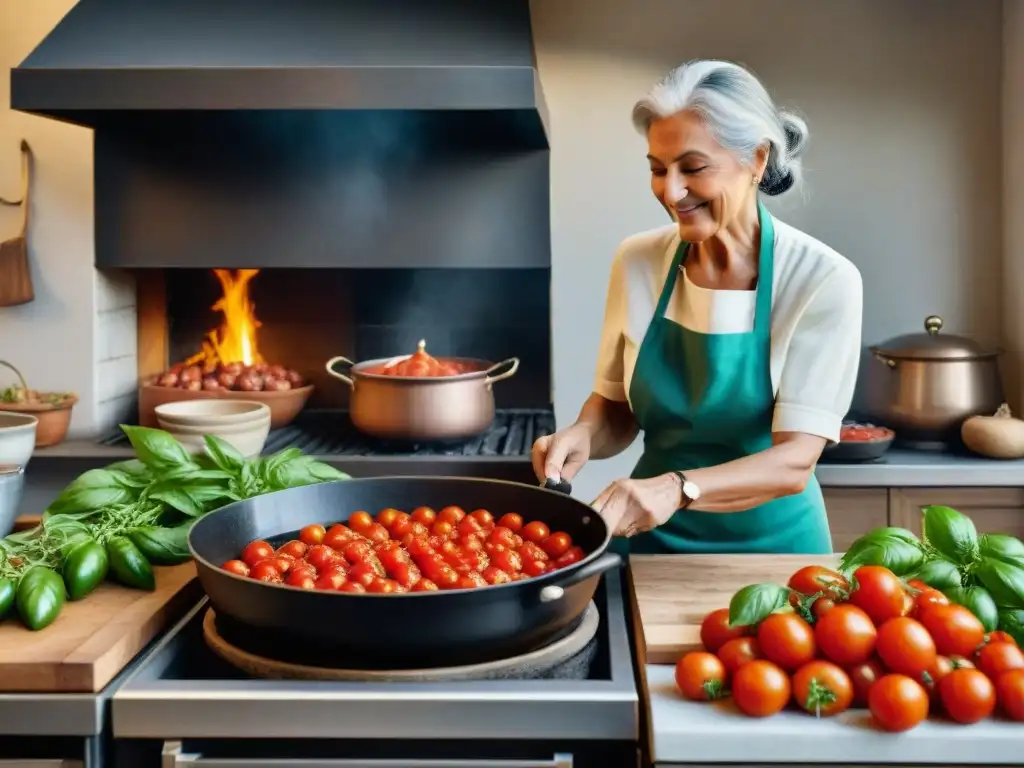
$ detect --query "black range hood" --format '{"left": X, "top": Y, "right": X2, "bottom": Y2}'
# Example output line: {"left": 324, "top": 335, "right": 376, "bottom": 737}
{"left": 11, "top": 0, "right": 548, "bottom": 139}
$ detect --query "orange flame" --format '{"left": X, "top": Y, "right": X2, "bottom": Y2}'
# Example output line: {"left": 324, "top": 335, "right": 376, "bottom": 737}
{"left": 186, "top": 269, "right": 264, "bottom": 367}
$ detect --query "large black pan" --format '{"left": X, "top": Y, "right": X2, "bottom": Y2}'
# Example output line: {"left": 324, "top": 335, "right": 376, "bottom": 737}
{"left": 188, "top": 476, "right": 622, "bottom": 668}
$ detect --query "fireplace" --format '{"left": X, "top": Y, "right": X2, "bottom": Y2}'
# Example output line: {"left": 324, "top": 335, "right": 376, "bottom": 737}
{"left": 13, "top": 0, "right": 556, "bottom": 486}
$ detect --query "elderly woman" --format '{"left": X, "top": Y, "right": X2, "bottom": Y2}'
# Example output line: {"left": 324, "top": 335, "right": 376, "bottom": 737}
{"left": 533, "top": 60, "right": 863, "bottom": 555}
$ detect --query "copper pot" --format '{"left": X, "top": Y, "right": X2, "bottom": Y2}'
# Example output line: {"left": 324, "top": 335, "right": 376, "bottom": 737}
{"left": 325, "top": 342, "right": 520, "bottom": 441}
{"left": 864, "top": 315, "right": 1005, "bottom": 448}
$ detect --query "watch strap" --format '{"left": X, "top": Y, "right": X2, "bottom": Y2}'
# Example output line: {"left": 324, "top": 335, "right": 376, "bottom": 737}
{"left": 672, "top": 470, "right": 694, "bottom": 509}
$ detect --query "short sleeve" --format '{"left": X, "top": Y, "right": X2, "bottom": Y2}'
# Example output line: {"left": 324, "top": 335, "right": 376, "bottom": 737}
{"left": 772, "top": 263, "right": 863, "bottom": 442}
{"left": 593, "top": 247, "right": 629, "bottom": 402}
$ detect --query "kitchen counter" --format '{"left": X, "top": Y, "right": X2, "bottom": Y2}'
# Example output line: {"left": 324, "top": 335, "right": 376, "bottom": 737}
{"left": 815, "top": 448, "right": 1024, "bottom": 487}
{"left": 644, "top": 664, "right": 1020, "bottom": 765}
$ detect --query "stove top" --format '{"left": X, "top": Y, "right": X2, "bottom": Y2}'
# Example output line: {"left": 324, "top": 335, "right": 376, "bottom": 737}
{"left": 98, "top": 408, "right": 555, "bottom": 459}
{"left": 112, "top": 572, "right": 638, "bottom": 743}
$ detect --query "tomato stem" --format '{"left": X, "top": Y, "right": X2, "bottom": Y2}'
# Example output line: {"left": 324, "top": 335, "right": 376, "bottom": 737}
{"left": 803, "top": 678, "right": 837, "bottom": 718}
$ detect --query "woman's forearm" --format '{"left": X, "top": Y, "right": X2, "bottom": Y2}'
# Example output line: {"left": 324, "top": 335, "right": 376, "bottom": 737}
{"left": 575, "top": 393, "right": 639, "bottom": 459}
{"left": 684, "top": 433, "right": 827, "bottom": 513}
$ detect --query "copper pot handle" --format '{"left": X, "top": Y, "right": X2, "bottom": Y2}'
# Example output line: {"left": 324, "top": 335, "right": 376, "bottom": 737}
{"left": 325, "top": 356, "right": 356, "bottom": 388}
{"left": 872, "top": 352, "right": 897, "bottom": 369}
{"left": 484, "top": 357, "right": 520, "bottom": 385}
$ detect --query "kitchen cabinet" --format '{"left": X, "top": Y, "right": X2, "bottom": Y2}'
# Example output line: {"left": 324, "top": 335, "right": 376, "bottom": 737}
{"left": 821, "top": 488, "right": 889, "bottom": 551}
{"left": 890, "top": 487, "right": 1024, "bottom": 538}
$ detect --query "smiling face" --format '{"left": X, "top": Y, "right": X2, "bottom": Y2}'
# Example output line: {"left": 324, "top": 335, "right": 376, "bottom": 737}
{"left": 647, "top": 110, "right": 768, "bottom": 243}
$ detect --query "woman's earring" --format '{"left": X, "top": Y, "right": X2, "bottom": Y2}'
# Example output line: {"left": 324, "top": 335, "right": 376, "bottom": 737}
{"left": 752, "top": 176, "right": 760, "bottom": 186}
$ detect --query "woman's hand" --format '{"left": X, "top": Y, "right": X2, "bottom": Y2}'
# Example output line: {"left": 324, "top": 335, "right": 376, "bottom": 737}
{"left": 532, "top": 424, "right": 592, "bottom": 483}
{"left": 591, "top": 474, "right": 682, "bottom": 537}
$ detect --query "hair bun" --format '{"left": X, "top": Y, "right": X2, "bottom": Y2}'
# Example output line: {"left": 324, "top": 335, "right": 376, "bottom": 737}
{"left": 759, "top": 167, "right": 794, "bottom": 197}
{"left": 779, "top": 111, "right": 809, "bottom": 160}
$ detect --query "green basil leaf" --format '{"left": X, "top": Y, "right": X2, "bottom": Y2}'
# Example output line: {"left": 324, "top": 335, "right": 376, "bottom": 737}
{"left": 863, "top": 527, "right": 921, "bottom": 545}
{"left": 921, "top": 505, "right": 979, "bottom": 565}
{"left": 262, "top": 447, "right": 303, "bottom": 473}
{"left": 998, "top": 608, "right": 1024, "bottom": 646}
{"left": 126, "top": 523, "right": 193, "bottom": 565}
{"left": 43, "top": 468, "right": 135, "bottom": 520}
{"left": 267, "top": 455, "right": 349, "bottom": 491}
{"left": 105, "top": 460, "right": 154, "bottom": 488}
{"left": 910, "top": 556, "right": 963, "bottom": 590}
{"left": 943, "top": 585, "right": 1000, "bottom": 632}
{"left": 147, "top": 482, "right": 237, "bottom": 518}
{"left": 840, "top": 538, "right": 924, "bottom": 576}
{"left": 976, "top": 559, "right": 1024, "bottom": 609}
{"left": 121, "top": 426, "right": 194, "bottom": 473}
{"left": 728, "top": 583, "right": 790, "bottom": 628}
{"left": 203, "top": 435, "right": 246, "bottom": 473}
{"left": 979, "top": 533, "right": 1024, "bottom": 567}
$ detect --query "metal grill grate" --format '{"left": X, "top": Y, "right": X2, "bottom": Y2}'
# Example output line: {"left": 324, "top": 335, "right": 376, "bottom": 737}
{"left": 99, "top": 408, "right": 555, "bottom": 458}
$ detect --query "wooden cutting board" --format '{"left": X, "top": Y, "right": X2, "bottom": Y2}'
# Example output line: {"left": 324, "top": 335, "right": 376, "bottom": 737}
{"left": 0, "top": 514, "right": 200, "bottom": 692}
{"left": 630, "top": 554, "right": 839, "bottom": 665}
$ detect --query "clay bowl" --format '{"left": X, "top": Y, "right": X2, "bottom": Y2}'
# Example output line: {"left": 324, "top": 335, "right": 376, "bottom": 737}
{"left": 0, "top": 395, "right": 78, "bottom": 448}
{"left": 139, "top": 381, "right": 313, "bottom": 430}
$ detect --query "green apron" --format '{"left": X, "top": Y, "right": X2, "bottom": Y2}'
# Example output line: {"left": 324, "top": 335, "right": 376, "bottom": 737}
{"left": 622, "top": 202, "right": 832, "bottom": 556}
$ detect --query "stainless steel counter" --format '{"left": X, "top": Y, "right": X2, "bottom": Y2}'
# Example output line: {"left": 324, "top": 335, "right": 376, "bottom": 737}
{"left": 816, "top": 449, "right": 1024, "bottom": 487}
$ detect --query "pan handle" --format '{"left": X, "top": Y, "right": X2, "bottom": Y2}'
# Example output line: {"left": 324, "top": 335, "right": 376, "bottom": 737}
{"left": 325, "top": 356, "right": 356, "bottom": 387}
{"left": 542, "top": 477, "right": 572, "bottom": 495}
{"left": 539, "top": 552, "right": 622, "bottom": 604}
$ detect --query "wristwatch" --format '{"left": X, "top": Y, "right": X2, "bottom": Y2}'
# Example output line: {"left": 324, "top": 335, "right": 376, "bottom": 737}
{"left": 673, "top": 470, "right": 701, "bottom": 509}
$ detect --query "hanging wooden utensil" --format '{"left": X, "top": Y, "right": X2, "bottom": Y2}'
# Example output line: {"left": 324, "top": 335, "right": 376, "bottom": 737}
{"left": 0, "top": 140, "right": 35, "bottom": 307}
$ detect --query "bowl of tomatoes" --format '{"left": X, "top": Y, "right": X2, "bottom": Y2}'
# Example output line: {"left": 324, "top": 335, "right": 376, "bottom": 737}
{"left": 820, "top": 422, "right": 896, "bottom": 463}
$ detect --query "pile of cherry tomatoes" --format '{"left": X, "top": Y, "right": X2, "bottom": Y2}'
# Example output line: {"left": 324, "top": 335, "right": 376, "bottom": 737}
{"left": 675, "top": 563, "right": 1024, "bottom": 731}
{"left": 221, "top": 505, "right": 586, "bottom": 593}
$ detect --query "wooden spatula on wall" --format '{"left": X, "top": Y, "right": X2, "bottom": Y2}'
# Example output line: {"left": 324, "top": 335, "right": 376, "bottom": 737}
{"left": 0, "top": 140, "right": 35, "bottom": 307}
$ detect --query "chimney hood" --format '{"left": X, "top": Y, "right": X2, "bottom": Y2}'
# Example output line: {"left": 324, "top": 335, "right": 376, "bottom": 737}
{"left": 11, "top": 0, "right": 548, "bottom": 141}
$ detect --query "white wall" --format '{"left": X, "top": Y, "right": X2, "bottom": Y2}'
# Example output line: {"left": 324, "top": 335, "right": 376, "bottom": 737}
{"left": 533, "top": 0, "right": 1005, "bottom": 500}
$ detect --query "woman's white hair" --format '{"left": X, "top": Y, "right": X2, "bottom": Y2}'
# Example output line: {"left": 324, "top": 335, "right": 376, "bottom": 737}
{"left": 632, "top": 60, "right": 808, "bottom": 197}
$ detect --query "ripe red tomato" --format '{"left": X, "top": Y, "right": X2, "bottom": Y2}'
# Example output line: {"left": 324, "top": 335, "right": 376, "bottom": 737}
{"left": 850, "top": 566, "right": 907, "bottom": 625}
{"left": 815, "top": 604, "right": 878, "bottom": 666}
{"left": 986, "top": 631, "right": 1019, "bottom": 647}
{"left": 518, "top": 541, "right": 548, "bottom": 562}
{"left": 541, "top": 532, "right": 573, "bottom": 559}
{"left": 674, "top": 652, "right": 727, "bottom": 701}
{"left": 522, "top": 559, "right": 547, "bottom": 577}
{"left": 411, "top": 506, "right": 436, "bottom": 525}
{"left": 787, "top": 565, "right": 849, "bottom": 600}
{"left": 298, "top": 524, "right": 326, "bottom": 546}
{"left": 411, "top": 578, "right": 439, "bottom": 592}
{"left": 389, "top": 512, "right": 413, "bottom": 538}
{"left": 367, "top": 578, "right": 400, "bottom": 594}
{"left": 939, "top": 668, "right": 996, "bottom": 724}
{"left": 469, "top": 509, "right": 494, "bottom": 527}
{"left": 731, "top": 660, "right": 791, "bottom": 717}
{"left": 491, "top": 549, "right": 523, "bottom": 574}
{"left": 976, "top": 642, "right": 1024, "bottom": 680}
{"left": 375, "top": 508, "right": 400, "bottom": 527}
{"left": 995, "top": 668, "right": 1024, "bottom": 721}
{"left": 248, "top": 561, "right": 282, "bottom": 583}
{"left": 482, "top": 566, "right": 512, "bottom": 585}
{"left": 756, "top": 613, "right": 816, "bottom": 671}
{"left": 498, "top": 513, "right": 524, "bottom": 532}
{"left": 305, "top": 544, "right": 339, "bottom": 571}
{"left": 285, "top": 570, "right": 315, "bottom": 589}
{"left": 221, "top": 559, "right": 249, "bottom": 577}
{"left": 912, "top": 588, "right": 949, "bottom": 617}
{"left": 875, "top": 617, "right": 937, "bottom": 678}
{"left": 277, "top": 540, "right": 307, "bottom": 559}
{"left": 924, "top": 655, "right": 955, "bottom": 701}
{"left": 338, "top": 580, "right": 366, "bottom": 593}
{"left": 717, "top": 636, "right": 762, "bottom": 677}
{"left": 918, "top": 604, "right": 985, "bottom": 658}
{"left": 347, "top": 511, "right": 373, "bottom": 533}
{"left": 847, "top": 656, "right": 886, "bottom": 707}
{"left": 314, "top": 569, "right": 346, "bottom": 590}
{"left": 792, "top": 660, "right": 854, "bottom": 716}
{"left": 438, "top": 506, "right": 466, "bottom": 525}
{"left": 869, "top": 674, "right": 930, "bottom": 732}
{"left": 347, "top": 561, "right": 378, "bottom": 587}
{"left": 365, "top": 523, "right": 391, "bottom": 545}
{"left": 699, "top": 608, "right": 750, "bottom": 653}
{"left": 521, "top": 521, "right": 550, "bottom": 544}
{"left": 554, "top": 545, "right": 584, "bottom": 568}
{"left": 241, "top": 540, "right": 274, "bottom": 567}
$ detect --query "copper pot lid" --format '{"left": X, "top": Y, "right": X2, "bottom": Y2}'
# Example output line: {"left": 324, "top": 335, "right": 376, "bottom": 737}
{"left": 871, "top": 315, "right": 1001, "bottom": 361}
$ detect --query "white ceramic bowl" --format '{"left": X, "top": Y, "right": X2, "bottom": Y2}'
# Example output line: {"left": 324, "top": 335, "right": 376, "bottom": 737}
{"left": 0, "top": 413, "right": 38, "bottom": 469}
{"left": 161, "top": 418, "right": 271, "bottom": 459}
{"left": 154, "top": 399, "right": 270, "bottom": 428}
